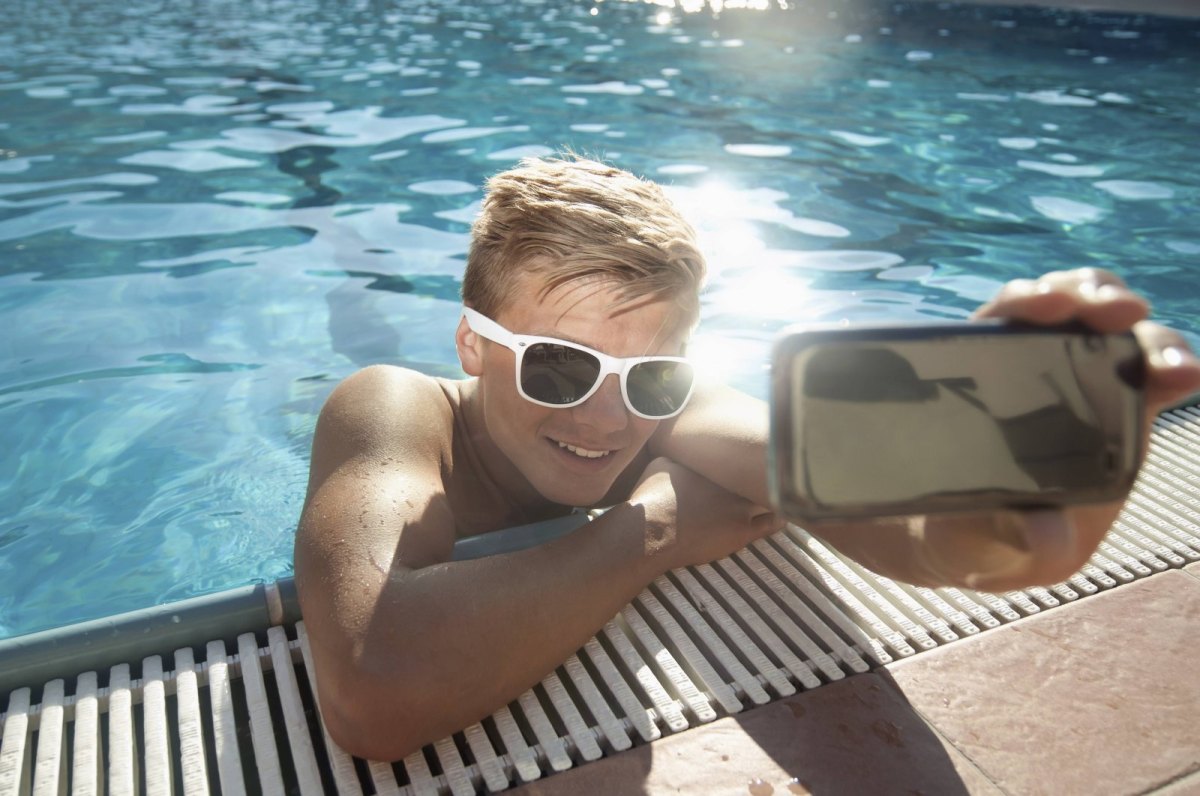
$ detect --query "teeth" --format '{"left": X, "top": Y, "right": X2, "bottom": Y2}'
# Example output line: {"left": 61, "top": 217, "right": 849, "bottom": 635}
{"left": 557, "top": 441, "right": 611, "bottom": 459}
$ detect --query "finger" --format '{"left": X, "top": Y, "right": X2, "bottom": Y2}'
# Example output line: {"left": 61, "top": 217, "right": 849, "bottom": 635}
{"left": 974, "top": 273, "right": 1148, "bottom": 332}
{"left": 1074, "top": 283, "right": 1150, "bottom": 332}
{"left": 1133, "top": 321, "right": 1200, "bottom": 412}
{"left": 973, "top": 279, "right": 1073, "bottom": 323}
{"left": 1038, "top": 267, "right": 1128, "bottom": 291}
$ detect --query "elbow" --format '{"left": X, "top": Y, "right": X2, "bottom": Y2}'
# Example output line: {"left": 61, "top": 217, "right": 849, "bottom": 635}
{"left": 312, "top": 653, "right": 459, "bottom": 762}
{"left": 316, "top": 676, "right": 430, "bottom": 762}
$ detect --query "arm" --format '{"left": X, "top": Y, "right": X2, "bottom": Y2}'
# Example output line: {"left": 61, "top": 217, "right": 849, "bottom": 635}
{"left": 648, "top": 379, "right": 773, "bottom": 509}
{"left": 295, "top": 367, "right": 775, "bottom": 761}
{"left": 651, "top": 269, "right": 1200, "bottom": 591}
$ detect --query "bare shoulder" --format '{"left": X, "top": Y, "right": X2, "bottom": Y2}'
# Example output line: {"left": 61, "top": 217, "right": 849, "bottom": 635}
{"left": 308, "top": 365, "right": 454, "bottom": 481}
{"left": 320, "top": 363, "right": 453, "bottom": 439}
{"left": 298, "top": 366, "right": 461, "bottom": 598}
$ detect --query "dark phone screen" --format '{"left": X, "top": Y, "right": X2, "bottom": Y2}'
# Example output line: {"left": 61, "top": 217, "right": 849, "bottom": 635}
{"left": 777, "top": 328, "right": 1144, "bottom": 518}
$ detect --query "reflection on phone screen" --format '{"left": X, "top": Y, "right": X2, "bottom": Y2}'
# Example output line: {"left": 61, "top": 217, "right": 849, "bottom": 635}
{"left": 790, "top": 333, "right": 1142, "bottom": 512}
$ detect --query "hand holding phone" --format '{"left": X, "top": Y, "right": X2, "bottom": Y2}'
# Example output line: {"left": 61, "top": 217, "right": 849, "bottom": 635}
{"left": 762, "top": 268, "right": 1200, "bottom": 592}
{"left": 768, "top": 322, "right": 1145, "bottom": 522}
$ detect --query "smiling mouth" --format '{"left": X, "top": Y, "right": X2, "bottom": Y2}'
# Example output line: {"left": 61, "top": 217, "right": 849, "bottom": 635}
{"left": 555, "top": 440, "right": 612, "bottom": 459}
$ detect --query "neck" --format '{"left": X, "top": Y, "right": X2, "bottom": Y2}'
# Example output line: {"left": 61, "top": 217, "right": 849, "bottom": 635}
{"left": 455, "top": 378, "right": 571, "bottom": 525}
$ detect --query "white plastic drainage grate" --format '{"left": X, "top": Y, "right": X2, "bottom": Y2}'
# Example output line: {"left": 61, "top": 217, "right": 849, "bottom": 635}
{"left": 2, "top": 405, "right": 1199, "bottom": 795}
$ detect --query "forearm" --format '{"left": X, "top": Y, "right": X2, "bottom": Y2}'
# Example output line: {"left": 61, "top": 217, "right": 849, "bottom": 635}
{"left": 306, "top": 501, "right": 665, "bottom": 761}
{"left": 653, "top": 382, "right": 774, "bottom": 508}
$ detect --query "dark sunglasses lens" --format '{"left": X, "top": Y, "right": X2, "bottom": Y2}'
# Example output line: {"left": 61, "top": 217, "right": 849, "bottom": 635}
{"left": 521, "top": 343, "right": 602, "bottom": 405}
{"left": 627, "top": 361, "right": 694, "bottom": 417}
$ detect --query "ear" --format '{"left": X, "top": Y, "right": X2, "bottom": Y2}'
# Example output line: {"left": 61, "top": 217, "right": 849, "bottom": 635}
{"left": 456, "top": 315, "right": 485, "bottom": 376}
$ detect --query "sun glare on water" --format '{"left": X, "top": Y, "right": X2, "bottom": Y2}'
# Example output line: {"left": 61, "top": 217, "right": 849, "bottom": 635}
{"left": 630, "top": 0, "right": 788, "bottom": 12}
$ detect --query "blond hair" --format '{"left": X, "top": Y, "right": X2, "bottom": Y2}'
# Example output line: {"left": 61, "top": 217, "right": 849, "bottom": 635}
{"left": 462, "top": 156, "right": 706, "bottom": 324}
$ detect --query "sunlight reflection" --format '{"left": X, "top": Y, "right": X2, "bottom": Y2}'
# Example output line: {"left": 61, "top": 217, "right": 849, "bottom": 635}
{"left": 665, "top": 179, "right": 766, "bottom": 284}
{"left": 622, "top": 0, "right": 788, "bottom": 13}
{"left": 688, "top": 333, "right": 768, "bottom": 387}
{"left": 706, "top": 267, "right": 815, "bottom": 323}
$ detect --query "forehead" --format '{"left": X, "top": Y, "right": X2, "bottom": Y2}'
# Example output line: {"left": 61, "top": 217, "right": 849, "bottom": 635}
{"left": 495, "top": 274, "right": 693, "bottom": 356}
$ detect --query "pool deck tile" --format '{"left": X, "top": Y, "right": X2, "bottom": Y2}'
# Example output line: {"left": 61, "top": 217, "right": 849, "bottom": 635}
{"left": 511, "top": 569, "right": 1200, "bottom": 795}
{"left": 886, "top": 569, "right": 1200, "bottom": 795}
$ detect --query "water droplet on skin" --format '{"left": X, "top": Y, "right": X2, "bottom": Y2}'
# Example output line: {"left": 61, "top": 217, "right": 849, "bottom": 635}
{"left": 748, "top": 778, "right": 774, "bottom": 796}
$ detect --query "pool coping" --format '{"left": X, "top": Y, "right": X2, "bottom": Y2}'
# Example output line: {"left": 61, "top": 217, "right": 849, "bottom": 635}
{"left": 916, "top": 0, "right": 1200, "bottom": 18}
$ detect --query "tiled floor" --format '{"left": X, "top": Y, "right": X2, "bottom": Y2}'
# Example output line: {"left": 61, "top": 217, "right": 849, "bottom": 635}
{"left": 514, "top": 568, "right": 1200, "bottom": 795}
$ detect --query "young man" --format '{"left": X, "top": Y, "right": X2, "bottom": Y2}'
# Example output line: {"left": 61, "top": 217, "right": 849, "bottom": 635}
{"left": 295, "top": 156, "right": 1200, "bottom": 762}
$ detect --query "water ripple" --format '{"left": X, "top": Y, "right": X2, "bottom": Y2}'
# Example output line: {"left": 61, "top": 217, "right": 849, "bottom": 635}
{"left": 1, "top": 0, "right": 1197, "bottom": 638}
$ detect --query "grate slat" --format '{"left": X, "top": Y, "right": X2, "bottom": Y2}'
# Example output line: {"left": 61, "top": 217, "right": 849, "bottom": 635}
{"left": 141, "top": 657, "right": 172, "bottom": 796}
{"left": 0, "top": 687, "right": 31, "bottom": 796}
{"left": 843, "top": 560, "right": 964, "bottom": 643}
{"left": 399, "top": 747, "right": 438, "bottom": 795}
{"left": 618, "top": 604, "right": 717, "bottom": 723}
{"left": 677, "top": 567, "right": 794, "bottom": 699}
{"left": 735, "top": 548, "right": 871, "bottom": 673}
{"left": 601, "top": 619, "right": 686, "bottom": 733}
{"left": 715, "top": 557, "right": 844, "bottom": 683}
{"left": 539, "top": 671, "right": 603, "bottom": 763}
{"left": 515, "top": 688, "right": 572, "bottom": 773}
{"left": 70, "top": 672, "right": 101, "bottom": 796}
{"left": 579, "top": 637, "right": 659, "bottom": 743}
{"left": 800, "top": 536, "right": 941, "bottom": 651}
{"left": 435, "top": 736, "right": 477, "bottom": 796}
{"left": 489, "top": 705, "right": 540, "bottom": 784}
{"left": 365, "top": 759, "right": 404, "bottom": 796}
{"left": 107, "top": 665, "right": 136, "bottom": 796}
{"left": 462, "top": 722, "right": 510, "bottom": 793}
{"left": 775, "top": 531, "right": 912, "bottom": 658}
{"left": 653, "top": 575, "right": 769, "bottom": 706}
{"left": 559, "top": 654, "right": 632, "bottom": 754}
{"left": 207, "top": 641, "right": 247, "bottom": 796}
{"left": 266, "top": 626, "right": 323, "bottom": 796}
{"left": 31, "top": 679, "right": 64, "bottom": 796}
{"left": 235, "top": 634, "right": 285, "bottom": 796}
{"left": 174, "top": 648, "right": 209, "bottom": 796}
{"left": 635, "top": 590, "right": 744, "bottom": 714}
{"left": 700, "top": 561, "right": 820, "bottom": 690}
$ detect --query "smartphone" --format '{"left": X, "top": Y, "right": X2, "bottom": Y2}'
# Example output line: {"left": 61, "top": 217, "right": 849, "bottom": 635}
{"left": 768, "top": 321, "right": 1145, "bottom": 521}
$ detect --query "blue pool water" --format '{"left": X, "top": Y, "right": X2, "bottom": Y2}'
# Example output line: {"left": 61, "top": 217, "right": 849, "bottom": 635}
{"left": 1, "top": 0, "right": 1197, "bottom": 639}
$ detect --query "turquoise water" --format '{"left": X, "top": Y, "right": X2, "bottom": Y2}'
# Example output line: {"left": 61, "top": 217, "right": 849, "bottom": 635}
{"left": 1, "top": 0, "right": 1197, "bottom": 639}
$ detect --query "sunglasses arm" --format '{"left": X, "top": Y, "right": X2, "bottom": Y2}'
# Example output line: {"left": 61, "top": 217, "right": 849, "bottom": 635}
{"left": 462, "top": 308, "right": 519, "bottom": 351}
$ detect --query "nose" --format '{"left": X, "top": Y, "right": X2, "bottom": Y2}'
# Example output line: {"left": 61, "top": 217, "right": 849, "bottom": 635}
{"left": 571, "top": 374, "right": 629, "bottom": 432}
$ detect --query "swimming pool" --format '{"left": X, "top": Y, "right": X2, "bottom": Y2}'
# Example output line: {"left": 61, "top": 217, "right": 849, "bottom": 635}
{"left": 1, "top": 0, "right": 1197, "bottom": 640}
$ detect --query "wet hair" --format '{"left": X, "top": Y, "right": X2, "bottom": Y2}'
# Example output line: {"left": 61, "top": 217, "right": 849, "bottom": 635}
{"left": 462, "top": 155, "right": 706, "bottom": 325}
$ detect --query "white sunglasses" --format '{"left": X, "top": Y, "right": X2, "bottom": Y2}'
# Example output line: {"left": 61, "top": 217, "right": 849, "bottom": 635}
{"left": 462, "top": 307, "right": 696, "bottom": 420}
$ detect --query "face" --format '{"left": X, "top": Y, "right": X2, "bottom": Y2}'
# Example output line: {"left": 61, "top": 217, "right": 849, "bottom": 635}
{"left": 461, "top": 274, "right": 691, "bottom": 508}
